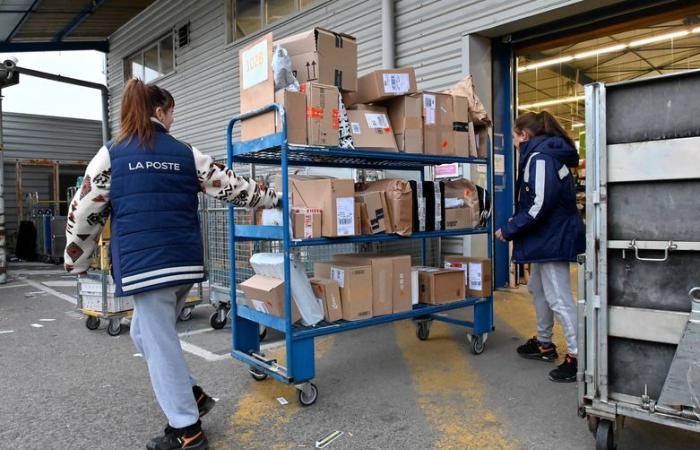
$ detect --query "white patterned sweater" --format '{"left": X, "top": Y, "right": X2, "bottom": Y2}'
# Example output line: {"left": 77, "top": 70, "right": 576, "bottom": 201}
{"left": 64, "top": 143, "right": 278, "bottom": 274}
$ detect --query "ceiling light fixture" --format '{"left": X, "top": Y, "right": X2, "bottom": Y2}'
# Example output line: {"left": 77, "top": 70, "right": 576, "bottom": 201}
{"left": 574, "top": 44, "right": 627, "bottom": 60}
{"left": 518, "top": 56, "right": 574, "bottom": 72}
{"left": 518, "top": 95, "right": 585, "bottom": 110}
{"left": 572, "top": 123, "right": 585, "bottom": 128}
{"left": 629, "top": 30, "right": 690, "bottom": 47}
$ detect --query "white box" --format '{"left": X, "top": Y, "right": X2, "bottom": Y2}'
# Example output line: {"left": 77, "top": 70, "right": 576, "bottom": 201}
{"left": 79, "top": 276, "right": 133, "bottom": 313}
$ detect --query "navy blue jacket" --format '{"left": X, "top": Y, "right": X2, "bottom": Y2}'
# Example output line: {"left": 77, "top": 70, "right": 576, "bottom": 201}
{"left": 501, "top": 135, "right": 585, "bottom": 263}
{"left": 109, "top": 124, "right": 205, "bottom": 296}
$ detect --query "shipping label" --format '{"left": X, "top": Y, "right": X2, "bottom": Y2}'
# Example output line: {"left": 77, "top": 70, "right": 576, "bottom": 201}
{"left": 251, "top": 299, "right": 270, "bottom": 314}
{"left": 336, "top": 197, "right": 355, "bottom": 236}
{"left": 468, "top": 263, "right": 482, "bottom": 290}
{"left": 434, "top": 183, "right": 442, "bottom": 227}
{"left": 423, "top": 94, "right": 436, "bottom": 125}
{"left": 351, "top": 122, "right": 362, "bottom": 134}
{"left": 303, "top": 212, "right": 314, "bottom": 238}
{"left": 330, "top": 267, "right": 345, "bottom": 288}
{"left": 241, "top": 40, "right": 268, "bottom": 89}
{"left": 364, "top": 113, "right": 390, "bottom": 129}
{"left": 383, "top": 73, "right": 410, "bottom": 94}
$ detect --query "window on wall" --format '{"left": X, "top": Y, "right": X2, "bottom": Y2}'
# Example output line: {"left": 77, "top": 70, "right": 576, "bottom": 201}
{"left": 125, "top": 33, "right": 175, "bottom": 82}
{"left": 229, "top": 0, "right": 321, "bottom": 42}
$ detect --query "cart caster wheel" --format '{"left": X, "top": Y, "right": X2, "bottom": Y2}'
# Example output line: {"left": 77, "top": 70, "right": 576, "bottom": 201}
{"left": 587, "top": 415, "right": 600, "bottom": 434}
{"left": 107, "top": 319, "right": 122, "bottom": 336}
{"left": 259, "top": 326, "right": 268, "bottom": 341}
{"left": 596, "top": 419, "right": 615, "bottom": 450}
{"left": 249, "top": 367, "right": 268, "bottom": 381}
{"left": 85, "top": 316, "right": 100, "bottom": 330}
{"left": 416, "top": 322, "right": 430, "bottom": 341}
{"left": 469, "top": 334, "right": 486, "bottom": 355}
{"left": 179, "top": 306, "right": 193, "bottom": 321}
{"left": 210, "top": 310, "right": 227, "bottom": 329}
{"left": 298, "top": 383, "right": 318, "bottom": 407}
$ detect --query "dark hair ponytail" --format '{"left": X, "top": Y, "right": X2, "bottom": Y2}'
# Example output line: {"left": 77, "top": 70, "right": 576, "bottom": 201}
{"left": 116, "top": 78, "right": 175, "bottom": 147}
{"left": 515, "top": 110, "right": 575, "bottom": 148}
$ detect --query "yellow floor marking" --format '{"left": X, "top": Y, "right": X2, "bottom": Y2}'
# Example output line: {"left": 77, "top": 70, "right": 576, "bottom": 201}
{"left": 215, "top": 336, "right": 335, "bottom": 449}
{"left": 494, "top": 265, "right": 578, "bottom": 356}
{"left": 395, "top": 320, "right": 515, "bottom": 450}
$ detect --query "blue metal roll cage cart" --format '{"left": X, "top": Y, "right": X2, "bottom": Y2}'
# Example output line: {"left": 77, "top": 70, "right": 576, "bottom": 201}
{"left": 227, "top": 103, "right": 495, "bottom": 406}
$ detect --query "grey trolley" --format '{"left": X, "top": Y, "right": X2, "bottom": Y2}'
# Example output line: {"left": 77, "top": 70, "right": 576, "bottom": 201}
{"left": 579, "top": 70, "right": 700, "bottom": 449}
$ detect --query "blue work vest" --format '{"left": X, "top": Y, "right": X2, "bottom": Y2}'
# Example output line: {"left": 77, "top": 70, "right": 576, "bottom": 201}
{"left": 109, "top": 124, "right": 205, "bottom": 296}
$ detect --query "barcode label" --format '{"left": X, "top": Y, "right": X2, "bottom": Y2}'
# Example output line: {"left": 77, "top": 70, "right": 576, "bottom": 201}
{"left": 351, "top": 122, "right": 361, "bottom": 134}
{"left": 364, "top": 113, "right": 390, "bottom": 129}
{"left": 336, "top": 197, "right": 355, "bottom": 236}
{"left": 423, "top": 94, "right": 436, "bottom": 125}
{"left": 469, "top": 263, "right": 482, "bottom": 290}
{"left": 383, "top": 73, "right": 410, "bottom": 94}
{"left": 331, "top": 267, "right": 345, "bottom": 288}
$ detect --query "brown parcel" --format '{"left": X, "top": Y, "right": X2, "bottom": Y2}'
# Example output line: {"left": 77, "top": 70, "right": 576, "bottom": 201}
{"left": 239, "top": 33, "right": 275, "bottom": 141}
{"left": 346, "top": 105, "right": 398, "bottom": 151}
{"left": 356, "top": 179, "right": 413, "bottom": 236}
{"left": 276, "top": 89, "right": 307, "bottom": 145}
{"left": 451, "top": 95, "right": 476, "bottom": 158}
{"left": 331, "top": 254, "right": 393, "bottom": 317}
{"left": 301, "top": 82, "right": 340, "bottom": 146}
{"left": 329, "top": 263, "right": 373, "bottom": 321}
{"left": 443, "top": 256, "right": 470, "bottom": 287}
{"left": 289, "top": 177, "right": 355, "bottom": 237}
{"left": 354, "top": 191, "right": 388, "bottom": 235}
{"left": 418, "top": 268, "right": 466, "bottom": 305}
{"left": 275, "top": 27, "right": 357, "bottom": 92}
{"left": 442, "top": 178, "right": 480, "bottom": 229}
{"left": 310, "top": 278, "right": 343, "bottom": 322}
{"left": 386, "top": 95, "right": 423, "bottom": 153}
{"left": 239, "top": 275, "right": 301, "bottom": 323}
{"left": 292, "top": 207, "right": 322, "bottom": 239}
{"left": 354, "top": 201, "right": 362, "bottom": 235}
{"left": 466, "top": 258, "right": 492, "bottom": 297}
{"left": 420, "top": 92, "right": 455, "bottom": 156}
{"left": 347, "top": 67, "right": 417, "bottom": 105}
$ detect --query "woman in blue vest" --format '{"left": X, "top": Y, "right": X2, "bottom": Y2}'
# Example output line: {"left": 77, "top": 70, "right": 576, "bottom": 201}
{"left": 495, "top": 111, "right": 584, "bottom": 383}
{"left": 64, "top": 78, "right": 278, "bottom": 450}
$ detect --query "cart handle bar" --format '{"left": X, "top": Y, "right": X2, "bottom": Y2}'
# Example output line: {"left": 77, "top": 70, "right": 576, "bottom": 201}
{"left": 226, "top": 102, "right": 287, "bottom": 159}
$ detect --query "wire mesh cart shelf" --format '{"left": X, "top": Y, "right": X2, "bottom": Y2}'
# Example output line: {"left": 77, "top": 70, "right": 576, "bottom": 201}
{"left": 228, "top": 103, "right": 494, "bottom": 406}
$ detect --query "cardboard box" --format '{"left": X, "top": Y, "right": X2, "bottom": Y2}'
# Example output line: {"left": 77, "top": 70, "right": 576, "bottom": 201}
{"left": 444, "top": 207, "right": 469, "bottom": 229}
{"left": 239, "top": 33, "right": 275, "bottom": 141}
{"left": 292, "top": 207, "right": 322, "bottom": 239}
{"left": 411, "top": 266, "right": 432, "bottom": 305}
{"left": 331, "top": 254, "right": 391, "bottom": 316}
{"left": 328, "top": 263, "right": 373, "bottom": 321}
{"left": 386, "top": 95, "right": 423, "bottom": 153}
{"left": 301, "top": 82, "right": 340, "bottom": 146}
{"left": 356, "top": 179, "right": 413, "bottom": 236}
{"left": 347, "top": 105, "right": 398, "bottom": 151}
{"left": 275, "top": 89, "right": 307, "bottom": 145}
{"left": 310, "top": 278, "right": 343, "bottom": 322}
{"left": 239, "top": 275, "right": 301, "bottom": 322}
{"left": 289, "top": 177, "right": 355, "bottom": 237}
{"left": 275, "top": 27, "right": 357, "bottom": 91}
{"left": 466, "top": 258, "right": 492, "bottom": 297}
{"left": 418, "top": 268, "right": 466, "bottom": 305}
{"left": 420, "top": 92, "right": 454, "bottom": 156}
{"left": 443, "top": 256, "right": 470, "bottom": 287}
{"left": 389, "top": 255, "right": 412, "bottom": 313}
{"left": 452, "top": 95, "right": 475, "bottom": 157}
{"left": 354, "top": 201, "right": 362, "bottom": 235}
{"left": 349, "top": 67, "right": 417, "bottom": 105}
{"left": 475, "top": 125, "right": 490, "bottom": 158}
{"left": 354, "top": 191, "right": 388, "bottom": 235}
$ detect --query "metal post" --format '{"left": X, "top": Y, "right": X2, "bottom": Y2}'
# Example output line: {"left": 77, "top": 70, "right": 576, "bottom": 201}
{"left": 0, "top": 91, "right": 5, "bottom": 283}
{"left": 101, "top": 88, "right": 111, "bottom": 143}
{"left": 381, "top": 0, "right": 395, "bottom": 69}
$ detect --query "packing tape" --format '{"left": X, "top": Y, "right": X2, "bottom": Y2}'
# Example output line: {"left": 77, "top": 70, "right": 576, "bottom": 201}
{"left": 306, "top": 106, "right": 324, "bottom": 119}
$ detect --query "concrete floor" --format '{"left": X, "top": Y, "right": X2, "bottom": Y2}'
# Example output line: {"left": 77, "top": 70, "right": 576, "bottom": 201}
{"left": 1, "top": 262, "right": 699, "bottom": 449}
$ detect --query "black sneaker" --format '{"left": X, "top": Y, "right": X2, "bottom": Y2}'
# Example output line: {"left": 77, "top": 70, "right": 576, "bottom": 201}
{"left": 517, "top": 337, "right": 558, "bottom": 362}
{"left": 193, "top": 385, "right": 216, "bottom": 418}
{"left": 147, "top": 420, "right": 208, "bottom": 450}
{"left": 549, "top": 354, "right": 578, "bottom": 383}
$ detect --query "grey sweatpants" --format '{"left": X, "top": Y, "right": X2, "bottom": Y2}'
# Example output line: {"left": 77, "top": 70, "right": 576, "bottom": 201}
{"left": 130, "top": 283, "right": 199, "bottom": 428}
{"left": 528, "top": 262, "right": 578, "bottom": 355}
